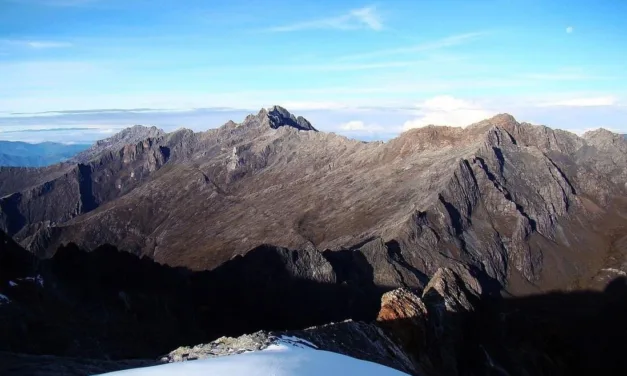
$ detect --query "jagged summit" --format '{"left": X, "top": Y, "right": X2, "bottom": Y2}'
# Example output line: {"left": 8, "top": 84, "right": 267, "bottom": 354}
{"left": 267, "top": 105, "right": 317, "bottom": 132}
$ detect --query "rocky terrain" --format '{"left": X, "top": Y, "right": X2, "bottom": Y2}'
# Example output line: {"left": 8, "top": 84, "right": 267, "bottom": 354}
{"left": 1, "top": 106, "right": 626, "bottom": 295}
{"left": 1, "top": 106, "right": 627, "bottom": 374}
{"left": 1, "top": 231, "right": 625, "bottom": 375}
{"left": 70, "top": 125, "right": 165, "bottom": 163}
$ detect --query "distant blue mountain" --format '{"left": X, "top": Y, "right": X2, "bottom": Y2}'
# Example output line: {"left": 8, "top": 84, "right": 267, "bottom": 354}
{"left": 0, "top": 141, "right": 90, "bottom": 167}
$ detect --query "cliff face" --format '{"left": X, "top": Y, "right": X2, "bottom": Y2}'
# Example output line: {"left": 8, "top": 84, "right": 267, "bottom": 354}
{"left": 1, "top": 109, "right": 626, "bottom": 296}
{"left": 0, "top": 138, "right": 170, "bottom": 244}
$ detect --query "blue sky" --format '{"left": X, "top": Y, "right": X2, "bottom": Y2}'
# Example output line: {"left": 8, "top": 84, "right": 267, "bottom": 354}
{"left": 0, "top": 0, "right": 626, "bottom": 143}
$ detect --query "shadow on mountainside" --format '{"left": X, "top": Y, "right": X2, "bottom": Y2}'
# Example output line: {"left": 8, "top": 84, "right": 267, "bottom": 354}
{"left": 0, "top": 234, "right": 387, "bottom": 360}
{"left": 460, "top": 277, "right": 627, "bottom": 375}
{"left": 1, "top": 230, "right": 627, "bottom": 375}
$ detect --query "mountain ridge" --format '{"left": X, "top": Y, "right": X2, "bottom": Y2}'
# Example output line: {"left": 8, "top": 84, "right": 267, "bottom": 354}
{"left": 1, "top": 107, "right": 626, "bottom": 297}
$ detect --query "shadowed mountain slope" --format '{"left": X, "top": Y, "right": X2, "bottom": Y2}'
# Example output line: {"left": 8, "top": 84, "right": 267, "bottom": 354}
{"left": 1, "top": 233, "right": 626, "bottom": 376}
{"left": 1, "top": 109, "right": 626, "bottom": 296}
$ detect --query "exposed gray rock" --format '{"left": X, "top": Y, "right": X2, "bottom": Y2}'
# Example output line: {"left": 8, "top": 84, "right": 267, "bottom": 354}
{"left": 267, "top": 105, "right": 317, "bottom": 131}
{"left": 1, "top": 110, "right": 626, "bottom": 298}
{"left": 71, "top": 125, "right": 165, "bottom": 163}
{"left": 162, "top": 322, "right": 418, "bottom": 375}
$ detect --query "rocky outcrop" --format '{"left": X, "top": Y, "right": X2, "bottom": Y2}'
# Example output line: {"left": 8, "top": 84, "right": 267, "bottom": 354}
{"left": 2, "top": 244, "right": 627, "bottom": 376}
{"left": 375, "top": 268, "right": 482, "bottom": 375}
{"left": 162, "top": 323, "right": 418, "bottom": 375}
{"left": 267, "top": 105, "right": 317, "bottom": 131}
{"left": 71, "top": 125, "right": 165, "bottom": 163}
{"left": 157, "top": 268, "right": 483, "bottom": 376}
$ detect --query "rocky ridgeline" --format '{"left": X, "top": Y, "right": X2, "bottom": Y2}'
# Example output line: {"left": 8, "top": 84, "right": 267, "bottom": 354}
{"left": 1, "top": 108, "right": 625, "bottom": 296}
{"left": 71, "top": 125, "right": 165, "bottom": 163}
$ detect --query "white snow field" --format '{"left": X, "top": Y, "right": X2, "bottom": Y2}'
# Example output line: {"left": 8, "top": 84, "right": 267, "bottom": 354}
{"left": 98, "top": 340, "right": 410, "bottom": 376}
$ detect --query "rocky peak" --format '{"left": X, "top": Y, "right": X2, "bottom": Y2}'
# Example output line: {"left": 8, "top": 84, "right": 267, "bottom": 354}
{"left": 266, "top": 105, "right": 317, "bottom": 132}
{"left": 422, "top": 267, "right": 481, "bottom": 312}
{"left": 72, "top": 125, "right": 165, "bottom": 163}
{"left": 375, "top": 269, "right": 483, "bottom": 375}
{"left": 583, "top": 127, "right": 617, "bottom": 139}
{"left": 97, "top": 125, "right": 164, "bottom": 146}
{"left": 583, "top": 128, "right": 624, "bottom": 145}
{"left": 468, "top": 113, "right": 519, "bottom": 133}
{"left": 582, "top": 128, "right": 627, "bottom": 156}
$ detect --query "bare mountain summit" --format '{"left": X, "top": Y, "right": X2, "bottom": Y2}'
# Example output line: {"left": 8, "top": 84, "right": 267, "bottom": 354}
{"left": 71, "top": 124, "right": 165, "bottom": 163}
{"left": 1, "top": 107, "right": 627, "bottom": 297}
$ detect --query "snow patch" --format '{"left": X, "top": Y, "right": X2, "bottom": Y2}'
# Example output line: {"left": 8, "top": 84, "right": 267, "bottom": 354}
{"left": 0, "top": 294, "right": 10, "bottom": 304}
{"left": 601, "top": 268, "right": 627, "bottom": 276}
{"left": 98, "top": 340, "right": 408, "bottom": 376}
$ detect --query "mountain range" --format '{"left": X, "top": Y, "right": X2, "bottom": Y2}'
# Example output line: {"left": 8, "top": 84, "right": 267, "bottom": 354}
{"left": 2, "top": 106, "right": 626, "bottom": 293}
{"left": 1, "top": 106, "right": 626, "bottom": 375}
{"left": 0, "top": 141, "right": 90, "bottom": 167}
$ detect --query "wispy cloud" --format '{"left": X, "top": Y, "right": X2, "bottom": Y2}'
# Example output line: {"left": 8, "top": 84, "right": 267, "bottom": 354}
{"left": 267, "top": 5, "right": 382, "bottom": 32}
{"left": 524, "top": 71, "right": 611, "bottom": 81}
{"left": 537, "top": 96, "right": 618, "bottom": 107}
{"left": 274, "top": 60, "right": 420, "bottom": 72}
{"left": 1, "top": 39, "right": 73, "bottom": 48}
{"left": 566, "top": 26, "right": 574, "bottom": 34}
{"left": 337, "top": 32, "right": 485, "bottom": 61}
{"left": 27, "top": 41, "right": 73, "bottom": 48}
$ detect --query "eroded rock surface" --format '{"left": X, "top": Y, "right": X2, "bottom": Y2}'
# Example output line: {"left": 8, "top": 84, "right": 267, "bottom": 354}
{"left": 0, "top": 110, "right": 623, "bottom": 297}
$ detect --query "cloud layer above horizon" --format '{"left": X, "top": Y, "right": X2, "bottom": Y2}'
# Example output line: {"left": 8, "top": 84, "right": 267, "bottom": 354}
{"left": 0, "top": 0, "right": 625, "bottom": 142}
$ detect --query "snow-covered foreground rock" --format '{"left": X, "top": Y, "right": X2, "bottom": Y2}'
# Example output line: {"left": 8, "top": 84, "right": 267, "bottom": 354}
{"left": 98, "top": 342, "right": 409, "bottom": 376}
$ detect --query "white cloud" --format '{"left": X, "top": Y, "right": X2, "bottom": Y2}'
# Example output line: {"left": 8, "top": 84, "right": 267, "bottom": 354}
{"left": 267, "top": 6, "right": 382, "bottom": 32}
{"left": 338, "top": 32, "right": 485, "bottom": 61}
{"left": 403, "top": 95, "right": 495, "bottom": 130}
{"left": 566, "top": 26, "right": 574, "bottom": 34}
{"left": 338, "top": 120, "right": 394, "bottom": 134}
{"left": 340, "top": 120, "right": 366, "bottom": 131}
{"left": 537, "top": 96, "right": 617, "bottom": 107}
